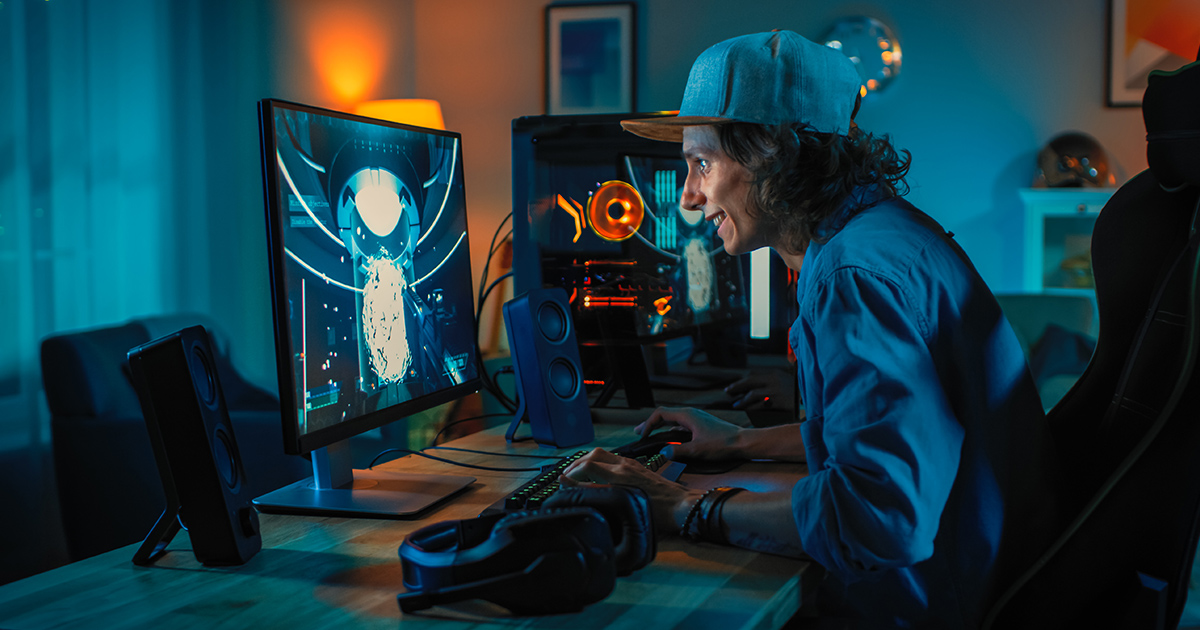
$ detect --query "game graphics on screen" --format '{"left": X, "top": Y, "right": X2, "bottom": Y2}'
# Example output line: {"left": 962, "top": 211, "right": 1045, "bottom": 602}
{"left": 269, "top": 108, "right": 476, "bottom": 436}
{"left": 531, "top": 153, "right": 747, "bottom": 341}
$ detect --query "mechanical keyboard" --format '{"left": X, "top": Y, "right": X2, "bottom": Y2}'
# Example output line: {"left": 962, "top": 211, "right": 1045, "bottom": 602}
{"left": 482, "top": 449, "right": 685, "bottom": 515}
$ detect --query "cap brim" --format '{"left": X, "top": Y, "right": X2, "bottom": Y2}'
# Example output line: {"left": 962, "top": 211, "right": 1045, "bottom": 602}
{"left": 620, "top": 116, "right": 732, "bottom": 142}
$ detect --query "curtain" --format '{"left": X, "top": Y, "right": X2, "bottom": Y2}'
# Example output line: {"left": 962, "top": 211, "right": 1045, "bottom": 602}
{"left": 0, "top": 0, "right": 272, "bottom": 582}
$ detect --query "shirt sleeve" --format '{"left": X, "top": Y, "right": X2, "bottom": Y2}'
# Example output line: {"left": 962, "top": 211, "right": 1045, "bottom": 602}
{"left": 791, "top": 266, "right": 965, "bottom": 582}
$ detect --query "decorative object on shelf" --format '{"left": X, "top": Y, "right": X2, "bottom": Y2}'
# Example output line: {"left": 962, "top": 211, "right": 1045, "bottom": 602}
{"left": 1033, "top": 131, "right": 1117, "bottom": 188}
{"left": 545, "top": 2, "right": 636, "bottom": 115}
{"left": 1060, "top": 252, "right": 1094, "bottom": 289}
{"left": 1018, "top": 188, "right": 1115, "bottom": 293}
{"left": 821, "top": 16, "right": 902, "bottom": 99}
{"left": 353, "top": 99, "right": 445, "bottom": 130}
{"left": 1107, "top": 0, "right": 1200, "bottom": 107}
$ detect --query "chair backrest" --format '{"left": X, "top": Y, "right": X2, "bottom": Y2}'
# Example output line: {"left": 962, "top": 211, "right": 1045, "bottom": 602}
{"left": 994, "top": 293, "right": 1096, "bottom": 357}
{"left": 984, "top": 60, "right": 1200, "bottom": 630}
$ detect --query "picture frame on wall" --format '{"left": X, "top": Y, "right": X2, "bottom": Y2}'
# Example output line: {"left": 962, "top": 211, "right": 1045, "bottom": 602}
{"left": 545, "top": 2, "right": 636, "bottom": 115}
{"left": 1107, "top": 0, "right": 1200, "bottom": 107}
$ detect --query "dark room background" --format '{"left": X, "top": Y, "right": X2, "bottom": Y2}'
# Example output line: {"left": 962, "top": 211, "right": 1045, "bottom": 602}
{"left": 0, "top": 0, "right": 1157, "bottom": 583}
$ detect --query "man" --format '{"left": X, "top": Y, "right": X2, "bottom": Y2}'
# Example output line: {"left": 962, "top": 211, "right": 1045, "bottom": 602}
{"left": 562, "top": 30, "right": 1061, "bottom": 629}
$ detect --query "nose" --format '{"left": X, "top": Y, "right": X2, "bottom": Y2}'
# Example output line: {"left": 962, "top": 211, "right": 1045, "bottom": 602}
{"left": 679, "top": 168, "right": 705, "bottom": 213}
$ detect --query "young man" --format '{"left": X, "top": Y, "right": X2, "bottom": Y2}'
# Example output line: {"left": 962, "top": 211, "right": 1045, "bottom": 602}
{"left": 562, "top": 30, "right": 1061, "bottom": 629}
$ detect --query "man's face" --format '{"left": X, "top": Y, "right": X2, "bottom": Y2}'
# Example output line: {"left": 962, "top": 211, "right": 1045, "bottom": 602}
{"left": 680, "top": 126, "right": 764, "bottom": 256}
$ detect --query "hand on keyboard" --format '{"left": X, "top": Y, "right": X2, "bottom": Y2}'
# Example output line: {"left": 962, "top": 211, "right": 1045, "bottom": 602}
{"left": 493, "top": 450, "right": 678, "bottom": 512}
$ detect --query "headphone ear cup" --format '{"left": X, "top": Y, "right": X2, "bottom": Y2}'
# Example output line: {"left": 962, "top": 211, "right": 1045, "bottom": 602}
{"left": 397, "top": 507, "right": 616, "bottom": 615}
{"left": 543, "top": 484, "right": 656, "bottom": 575}
{"left": 544, "top": 482, "right": 657, "bottom": 573}
{"left": 489, "top": 508, "right": 616, "bottom": 610}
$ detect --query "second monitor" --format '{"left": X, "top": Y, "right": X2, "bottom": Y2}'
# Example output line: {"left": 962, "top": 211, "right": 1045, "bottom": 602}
{"left": 511, "top": 113, "right": 750, "bottom": 406}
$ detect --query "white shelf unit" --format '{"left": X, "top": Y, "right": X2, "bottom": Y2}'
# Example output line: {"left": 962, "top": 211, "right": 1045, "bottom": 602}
{"left": 1018, "top": 188, "right": 1116, "bottom": 294}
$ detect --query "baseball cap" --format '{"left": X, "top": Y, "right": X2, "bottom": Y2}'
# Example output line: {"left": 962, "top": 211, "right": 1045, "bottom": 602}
{"left": 622, "top": 30, "right": 862, "bottom": 142}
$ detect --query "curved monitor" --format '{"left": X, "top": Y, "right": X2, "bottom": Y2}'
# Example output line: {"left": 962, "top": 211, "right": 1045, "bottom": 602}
{"left": 255, "top": 99, "right": 479, "bottom": 517}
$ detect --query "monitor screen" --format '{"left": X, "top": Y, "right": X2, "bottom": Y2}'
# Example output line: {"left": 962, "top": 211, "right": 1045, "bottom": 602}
{"left": 511, "top": 113, "right": 751, "bottom": 406}
{"left": 512, "top": 114, "right": 748, "bottom": 344}
{"left": 258, "top": 97, "right": 477, "bottom": 451}
{"left": 258, "top": 99, "right": 480, "bottom": 457}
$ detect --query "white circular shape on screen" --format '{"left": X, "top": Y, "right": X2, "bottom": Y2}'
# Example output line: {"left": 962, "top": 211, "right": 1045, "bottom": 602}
{"left": 361, "top": 253, "right": 412, "bottom": 383}
{"left": 684, "top": 238, "right": 714, "bottom": 312}
{"left": 355, "top": 182, "right": 405, "bottom": 237}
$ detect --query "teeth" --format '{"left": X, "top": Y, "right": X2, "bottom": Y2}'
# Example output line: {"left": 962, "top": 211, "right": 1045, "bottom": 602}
{"left": 712, "top": 215, "right": 724, "bottom": 227}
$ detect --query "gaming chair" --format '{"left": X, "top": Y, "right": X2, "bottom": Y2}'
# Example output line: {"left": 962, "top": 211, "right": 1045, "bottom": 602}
{"left": 984, "top": 58, "right": 1200, "bottom": 629}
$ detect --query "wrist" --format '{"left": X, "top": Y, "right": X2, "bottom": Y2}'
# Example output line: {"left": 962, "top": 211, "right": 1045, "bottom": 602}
{"left": 677, "top": 486, "right": 747, "bottom": 542}
{"left": 673, "top": 488, "right": 708, "bottom": 534}
{"left": 728, "top": 427, "right": 756, "bottom": 459}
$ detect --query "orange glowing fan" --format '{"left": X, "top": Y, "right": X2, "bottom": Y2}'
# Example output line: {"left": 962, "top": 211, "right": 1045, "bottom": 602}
{"left": 587, "top": 181, "right": 645, "bottom": 241}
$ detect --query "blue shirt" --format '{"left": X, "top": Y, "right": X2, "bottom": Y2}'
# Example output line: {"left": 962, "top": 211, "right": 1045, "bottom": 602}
{"left": 788, "top": 193, "right": 1060, "bottom": 629}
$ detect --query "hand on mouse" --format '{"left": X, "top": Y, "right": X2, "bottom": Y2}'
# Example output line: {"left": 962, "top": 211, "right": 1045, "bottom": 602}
{"left": 635, "top": 406, "right": 743, "bottom": 461}
{"left": 724, "top": 369, "right": 795, "bottom": 410}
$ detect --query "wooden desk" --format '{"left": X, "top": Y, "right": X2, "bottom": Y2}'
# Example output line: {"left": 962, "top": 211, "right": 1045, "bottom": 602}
{"left": 0, "top": 424, "right": 812, "bottom": 629}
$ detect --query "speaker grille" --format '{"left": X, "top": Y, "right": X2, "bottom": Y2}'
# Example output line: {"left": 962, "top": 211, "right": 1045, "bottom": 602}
{"left": 547, "top": 358, "right": 579, "bottom": 399}
{"left": 536, "top": 301, "right": 568, "bottom": 343}
{"left": 190, "top": 346, "right": 217, "bottom": 406}
{"left": 212, "top": 427, "right": 239, "bottom": 490}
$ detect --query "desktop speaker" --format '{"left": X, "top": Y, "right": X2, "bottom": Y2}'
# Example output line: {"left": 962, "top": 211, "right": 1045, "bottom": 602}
{"left": 503, "top": 287, "right": 594, "bottom": 447}
{"left": 127, "top": 325, "right": 261, "bottom": 566}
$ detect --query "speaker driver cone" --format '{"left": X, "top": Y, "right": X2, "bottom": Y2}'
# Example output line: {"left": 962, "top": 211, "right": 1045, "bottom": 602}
{"left": 547, "top": 358, "right": 579, "bottom": 399}
{"left": 536, "top": 301, "right": 568, "bottom": 342}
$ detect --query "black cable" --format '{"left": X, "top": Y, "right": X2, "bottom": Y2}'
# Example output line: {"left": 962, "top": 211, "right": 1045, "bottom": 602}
{"left": 477, "top": 271, "right": 517, "bottom": 412}
{"left": 429, "top": 446, "right": 563, "bottom": 459}
{"left": 366, "top": 448, "right": 544, "bottom": 472}
{"left": 474, "top": 215, "right": 517, "bottom": 412}
{"left": 479, "top": 215, "right": 513, "bottom": 298}
{"left": 479, "top": 272, "right": 514, "bottom": 315}
{"left": 429, "top": 413, "right": 510, "bottom": 447}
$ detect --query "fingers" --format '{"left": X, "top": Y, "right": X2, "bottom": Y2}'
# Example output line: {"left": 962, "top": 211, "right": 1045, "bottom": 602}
{"left": 732, "top": 389, "right": 772, "bottom": 409}
{"left": 635, "top": 406, "right": 686, "bottom": 436}
{"left": 561, "top": 447, "right": 620, "bottom": 483}
{"left": 724, "top": 374, "right": 765, "bottom": 396}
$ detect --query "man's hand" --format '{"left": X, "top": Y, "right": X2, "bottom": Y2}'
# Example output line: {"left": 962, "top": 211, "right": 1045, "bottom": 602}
{"left": 560, "top": 447, "right": 702, "bottom": 533}
{"left": 724, "top": 369, "right": 796, "bottom": 410}
{"left": 635, "top": 406, "right": 745, "bottom": 461}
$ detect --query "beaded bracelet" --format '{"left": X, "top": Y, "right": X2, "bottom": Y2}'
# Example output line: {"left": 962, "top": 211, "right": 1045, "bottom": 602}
{"left": 699, "top": 487, "right": 746, "bottom": 544}
{"left": 679, "top": 487, "right": 720, "bottom": 540}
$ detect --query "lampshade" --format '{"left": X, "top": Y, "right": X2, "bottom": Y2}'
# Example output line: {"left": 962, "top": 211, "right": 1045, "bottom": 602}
{"left": 354, "top": 99, "right": 445, "bottom": 130}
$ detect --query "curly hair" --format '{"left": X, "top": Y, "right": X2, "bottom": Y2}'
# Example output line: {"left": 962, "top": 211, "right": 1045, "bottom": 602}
{"left": 716, "top": 122, "right": 911, "bottom": 255}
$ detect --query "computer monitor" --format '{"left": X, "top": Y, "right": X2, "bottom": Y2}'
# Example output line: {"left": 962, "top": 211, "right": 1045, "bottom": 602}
{"left": 253, "top": 98, "right": 479, "bottom": 518}
{"left": 511, "top": 113, "right": 750, "bottom": 405}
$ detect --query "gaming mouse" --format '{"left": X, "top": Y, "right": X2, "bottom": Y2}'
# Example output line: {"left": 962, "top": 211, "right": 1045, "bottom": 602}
{"left": 612, "top": 427, "right": 695, "bottom": 459}
{"left": 613, "top": 428, "right": 743, "bottom": 474}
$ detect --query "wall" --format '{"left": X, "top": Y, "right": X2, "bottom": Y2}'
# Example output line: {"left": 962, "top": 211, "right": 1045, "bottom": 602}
{"left": 407, "top": 0, "right": 1149, "bottom": 297}
{"left": 242, "top": 0, "right": 1154, "bottom": 378}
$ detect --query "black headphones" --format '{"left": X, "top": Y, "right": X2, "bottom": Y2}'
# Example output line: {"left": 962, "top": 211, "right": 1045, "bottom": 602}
{"left": 396, "top": 485, "right": 655, "bottom": 614}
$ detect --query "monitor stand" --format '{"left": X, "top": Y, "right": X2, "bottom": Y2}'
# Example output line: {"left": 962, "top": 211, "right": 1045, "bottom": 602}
{"left": 253, "top": 440, "right": 475, "bottom": 519}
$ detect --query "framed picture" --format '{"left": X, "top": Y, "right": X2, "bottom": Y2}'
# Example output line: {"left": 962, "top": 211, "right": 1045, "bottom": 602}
{"left": 545, "top": 2, "right": 636, "bottom": 115}
{"left": 1107, "top": 0, "right": 1200, "bottom": 107}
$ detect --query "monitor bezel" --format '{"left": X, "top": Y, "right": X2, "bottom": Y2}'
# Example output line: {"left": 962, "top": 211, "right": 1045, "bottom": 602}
{"left": 258, "top": 97, "right": 482, "bottom": 456}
